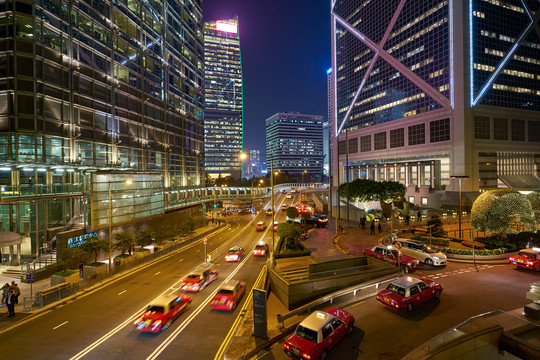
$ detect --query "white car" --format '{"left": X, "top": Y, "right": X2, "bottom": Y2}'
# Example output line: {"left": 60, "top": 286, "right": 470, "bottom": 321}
{"left": 394, "top": 239, "right": 447, "bottom": 266}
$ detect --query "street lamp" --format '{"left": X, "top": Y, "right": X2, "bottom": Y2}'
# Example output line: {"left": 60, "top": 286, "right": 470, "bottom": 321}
{"left": 302, "top": 169, "right": 307, "bottom": 183}
{"left": 450, "top": 175, "right": 469, "bottom": 239}
{"left": 241, "top": 152, "right": 275, "bottom": 250}
{"left": 108, "top": 177, "right": 133, "bottom": 274}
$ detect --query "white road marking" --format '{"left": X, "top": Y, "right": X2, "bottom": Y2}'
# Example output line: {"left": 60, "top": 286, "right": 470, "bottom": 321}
{"left": 117, "top": 290, "right": 127, "bottom": 295}
{"left": 196, "top": 250, "right": 200, "bottom": 252}
{"left": 179, "top": 259, "right": 183, "bottom": 262}
{"left": 155, "top": 272, "right": 161, "bottom": 275}
{"left": 53, "top": 321, "right": 69, "bottom": 330}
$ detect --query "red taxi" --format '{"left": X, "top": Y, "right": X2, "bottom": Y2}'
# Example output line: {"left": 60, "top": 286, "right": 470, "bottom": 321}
{"left": 254, "top": 242, "right": 269, "bottom": 256}
{"left": 180, "top": 269, "right": 218, "bottom": 292}
{"left": 266, "top": 209, "right": 273, "bottom": 216}
{"left": 225, "top": 246, "right": 245, "bottom": 262}
{"left": 133, "top": 293, "right": 191, "bottom": 333}
{"left": 210, "top": 279, "right": 246, "bottom": 311}
{"left": 509, "top": 248, "right": 540, "bottom": 271}
{"left": 363, "top": 245, "right": 419, "bottom": 270}
{"left": 281, "top": 204, "right": 288, "bottom": 211}
{"left": 255, "top": 221, "right": 266, "bottom": 231}
{"left": 376, "top": 276, "right": 442, "bottom": 312}
{"left": 273, "top": 221, "right": 279, "bottom": 231}
{"left": 284, "top": 308, "right": 354, "bottom": 360}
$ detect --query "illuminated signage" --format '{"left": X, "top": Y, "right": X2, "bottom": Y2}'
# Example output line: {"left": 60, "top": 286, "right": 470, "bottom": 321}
{"left": 68, "top": 232, "right": 98, "bottom": 248}
{"left": 216, "top": 21, "right": 238, "bottom": 34}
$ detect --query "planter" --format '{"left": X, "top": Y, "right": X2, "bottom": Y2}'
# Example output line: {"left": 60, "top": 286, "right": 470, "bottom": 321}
{"left": 446, "top": 252, "right": 516, "bottom": 261}
{"left": 83, "top": 264, "right": 107, "bottom": 278}
{"left": 50, "top": 271, "right": 80, "bottom": 286}
{"left": 114, "top": 254, "right": 133, "bottom": 267}
{"left": 134, "top": 249, "right": 150, "bottom": 258}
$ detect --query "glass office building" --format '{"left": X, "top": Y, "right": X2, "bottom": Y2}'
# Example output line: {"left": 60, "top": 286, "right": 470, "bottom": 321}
{"left": 331, "top": 0, "right": 540, "bottom": 209}
{"left": 0, "top": 0, "right": 205, "bottom": 261}
{"left": 266, "top": 112, "right": 324, "bottom": 181}
{"left": 203, "top": 18, "right": 243, "bottom": 179}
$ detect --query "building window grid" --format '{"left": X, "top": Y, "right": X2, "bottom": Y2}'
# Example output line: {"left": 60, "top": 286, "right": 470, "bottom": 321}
{"left": 390, "top": 128, "right": 404, "bottom": 148}
{"left": 408, "top": 123, "right": 425, "bottom": 146}
{"left": 474, "top": 116, "right": 491, "bottom": 140}
{"left": 360, "top": 135, "right": 371, "bottom": 152}
{"left": 374, "top": 132, "right": 386, "bottom": 150}
{"left": 429, "top": 118, "right": 450, "bottom": 142}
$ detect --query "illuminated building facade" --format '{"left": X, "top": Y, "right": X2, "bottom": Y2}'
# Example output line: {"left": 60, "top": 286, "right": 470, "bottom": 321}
{"left": 266, "top": 112, "right": 324, "bottom": 181}
{"left": 0, "top": 0, "right": 205, "bottom": 262}
{"left": 331, "top": 0, "right": 540, "bottom": 209}
{"left": 203, "top": 18, "right": 243, "bottom": 179}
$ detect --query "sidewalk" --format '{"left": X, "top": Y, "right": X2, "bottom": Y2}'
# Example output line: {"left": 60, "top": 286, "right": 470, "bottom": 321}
{"left": 0, "top": 222, "right": 223, "bottom": 330}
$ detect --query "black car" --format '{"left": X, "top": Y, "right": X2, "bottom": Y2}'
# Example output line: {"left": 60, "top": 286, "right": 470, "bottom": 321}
{"left": 305, "top": 214, "right": 329, "bottom": 228}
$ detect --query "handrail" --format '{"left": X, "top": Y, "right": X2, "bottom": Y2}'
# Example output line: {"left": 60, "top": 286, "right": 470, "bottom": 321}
{"left": 276, "top": 273, "right": 397, "bottom": 325}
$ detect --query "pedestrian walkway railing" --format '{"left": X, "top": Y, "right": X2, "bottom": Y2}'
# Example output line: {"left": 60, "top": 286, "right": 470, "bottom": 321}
{"left": 276, "top": 273, "right": 397, "bottom": 326}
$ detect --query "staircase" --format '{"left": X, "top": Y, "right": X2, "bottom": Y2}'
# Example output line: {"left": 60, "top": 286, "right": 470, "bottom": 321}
{"left": 2, "top": 267, "right": 21, "bottom": 279}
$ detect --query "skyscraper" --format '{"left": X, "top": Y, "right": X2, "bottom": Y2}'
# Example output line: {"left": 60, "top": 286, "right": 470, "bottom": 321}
{"left": 266, "top": 112, "right": 324, "bottom": 181}
{"left": 204, "top": 18, "right": 243, "bottom": 180}
{"left": 0, "top": 0, "right": 205, "bottom": 259}
{"left": 331, "top": 0, "right": 540, "bottom": 209}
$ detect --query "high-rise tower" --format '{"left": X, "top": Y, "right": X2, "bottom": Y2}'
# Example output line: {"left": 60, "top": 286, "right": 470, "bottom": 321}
{"left": 331, "top": 0, "right": 540, "bottom": 209}
{"left": 204, "top": 18, "right": 243, "bottom": 179}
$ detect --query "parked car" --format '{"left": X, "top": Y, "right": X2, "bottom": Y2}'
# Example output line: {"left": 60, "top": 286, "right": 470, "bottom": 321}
{"left": 509, "top": 248, "right": 540, "bottom": 271}
{"left": 305, "top": 214, "right": 329, "bottom": 228}
{"left": 363, "top": 245, "right": 419, "bottom": 270}
{"left": 225, "top": 246, "right": 245, "bottom": 262}
{"left": 180, "top": 270, "right": 218, "bottom": 292}
{"left": 253, "top": 242, "right": 269, "bottom": 256}
{"left": 133, "top": 293, "right": 191, "bottom": 332}
{"left": 255, "top": 221, "right": 266, "bottom": 231}
{"left": 210, "top": 279, "right": 246, "bottom": 311}
{"left": 284, "top": 308, "right": 354, "bottom": 360}
{"left": 376, "top": 276, "right": 443, "bottom": 312}
{"left": 393, "top": 239, "right": 447, "bottom": 266}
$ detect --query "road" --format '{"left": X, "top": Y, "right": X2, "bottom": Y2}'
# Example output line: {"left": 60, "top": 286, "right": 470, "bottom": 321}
{"left": 255, "top": 257, "right": 539, "bottom": 359}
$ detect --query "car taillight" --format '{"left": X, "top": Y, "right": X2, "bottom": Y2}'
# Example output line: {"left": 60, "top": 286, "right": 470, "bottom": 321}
{"left": 152, "top": 320, "right": 162, "bottom": 330}
{"left": 302, "top": 352, "right": 311, "bottom": 359}
{"left": 284, "top": 343, "right": 291, "bottom": 350}
{"left": 133, "top": 317, "right": 143, "bottom": 325}
{"left": 211, "top": 300, "right": 216, "bottom": 305}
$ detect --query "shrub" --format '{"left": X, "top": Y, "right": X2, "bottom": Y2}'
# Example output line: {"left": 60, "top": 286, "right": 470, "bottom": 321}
{"left": 434, "top": 247, "right": 507, "bottom": 256}
{"left": 461, "top": 240, "right": 485, "bottom": 249}
{"left": 411, "top": 234, "right": 450, "bottom": 246}
{"left": 54, "top": 269, "right": 77, "bottom": 277}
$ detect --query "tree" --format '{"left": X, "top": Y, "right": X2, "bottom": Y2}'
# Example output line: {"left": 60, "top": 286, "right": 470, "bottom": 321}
{"left": 527, "top": 191, "right": 540, "bottom": 221}
{"left": 426, "top": 213, "right": 446, "bottom": 237}
{"left": 114, "top": 231, "right": 136, "bottom": 255}
{"left": 276, "top": 222, "right": 303, "bottom": 251}
{"left": 81, "top": 234, "right": 109, "bottom": 264}
{"left": 471, "top": 190, "right": 536, "bottom": 236}
{"left": 286, "top": 207, "right": 299, "bottom": 221}
{"left": 137, "top": 229, "right": 155, "bottom": 248}
{"left": 338, "top": 179, "right": 406, "bottom": 218}
{"left": 61, "top": 247, "right": 85, "bottom": 271}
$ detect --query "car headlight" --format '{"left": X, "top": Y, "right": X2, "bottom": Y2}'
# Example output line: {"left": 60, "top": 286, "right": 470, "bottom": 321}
{"left": 433, "top": 256, "right": 440, "bottom": 260}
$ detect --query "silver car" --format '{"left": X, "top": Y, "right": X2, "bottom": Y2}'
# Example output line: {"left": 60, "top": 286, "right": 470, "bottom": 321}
{"left": 394, "top": 239, "right": 447, "bottom": 266}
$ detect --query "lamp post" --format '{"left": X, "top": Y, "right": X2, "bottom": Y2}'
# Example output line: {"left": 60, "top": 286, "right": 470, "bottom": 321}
{"left": 108, "top": 177, "right": 133, "bottom": 274}
{"left": 241, "top": 152, "right": 275, "bottom": 250}
{"left": 302, "top": 169, "right": 307, "bottom": 184}
{"left": 450, "top": 175, "right": 469, "bottom": 239}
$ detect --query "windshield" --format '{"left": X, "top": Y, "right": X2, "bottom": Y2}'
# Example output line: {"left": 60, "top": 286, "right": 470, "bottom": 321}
{"left": 186, "top": 274, "right": 200, "bottom": 279}
{"left": 517, "top": 252, "right": 536, "bottom": 259}
{"left": 217, "top": 289, "right": 234, "bottom": 296}
{"left": 388, "top": 249, "right": 402, "bottom": 258}
{"left": 146, "top": 305, "right": 165, "bottom": 313}
{"left": 228, "top": 249, "right": 239, "bottom": 254}
{"left": 423, "top": 246, "right": 436, "bottom": 254}
{"left": 295, "top": 325, "right": 318, "bottom": 343}
{"left": 386, "top": 283, "right": 406, "bottom": 296}
{"left": 255, "top": 245, "right": 265, "bottom": 249}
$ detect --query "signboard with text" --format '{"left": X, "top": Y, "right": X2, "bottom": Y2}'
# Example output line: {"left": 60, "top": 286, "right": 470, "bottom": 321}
{"left": 253, "top": 288, "right": 268, "bottom": 339}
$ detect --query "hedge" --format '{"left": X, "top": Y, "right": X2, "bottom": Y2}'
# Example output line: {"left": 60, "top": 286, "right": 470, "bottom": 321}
{"left": 433, "top": 246, "right": 507, "bottom": 256}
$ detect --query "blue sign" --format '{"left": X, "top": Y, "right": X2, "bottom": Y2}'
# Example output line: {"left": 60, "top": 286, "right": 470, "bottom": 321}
{"left": 26, "top": 273, "right": 35, "bottom": 283}
{"left": 68, "top": 232, "right": 98, "bottom": 248}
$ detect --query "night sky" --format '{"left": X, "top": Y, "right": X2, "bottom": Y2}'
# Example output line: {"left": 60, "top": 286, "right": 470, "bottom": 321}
{"left": 202, "top": 0, "right": 331, "bottom": 152}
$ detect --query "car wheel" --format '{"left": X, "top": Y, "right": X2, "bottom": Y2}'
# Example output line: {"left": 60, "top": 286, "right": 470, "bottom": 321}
{"left": 406, "top": 302, "right": 414, "bottom": 312}
{"left": 319, "top": 349, "right": 327, "bottom": 360}
{"left": 435, "top": 290, "right": 442, "bottom": 299}
{"left": 425, "top": 258, "right": 434, "bottom": 266}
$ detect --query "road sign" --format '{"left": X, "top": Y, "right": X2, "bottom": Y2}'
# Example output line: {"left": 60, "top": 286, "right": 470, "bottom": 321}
{"left": 394, "top": 241, "right": 403, "bottom": 249}
{"left": 203, "top": 237, "right": 208, "bottom": 244}
{"left": 382, "top": 237, "right": 392, "bottom": 246}
{"left": 26, "top": 273, "right": 35, "bottom": 283}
